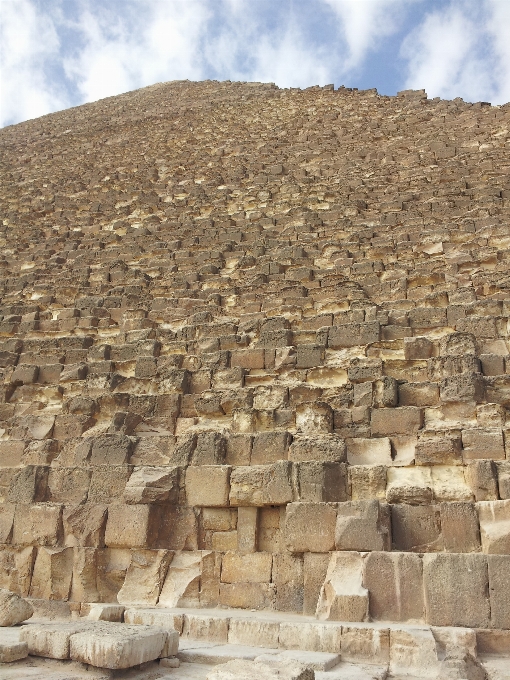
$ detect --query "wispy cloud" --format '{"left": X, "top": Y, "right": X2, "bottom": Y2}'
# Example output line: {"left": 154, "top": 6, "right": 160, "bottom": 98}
{"left": 1, "top": 0, "right": 510, "bottom": 128}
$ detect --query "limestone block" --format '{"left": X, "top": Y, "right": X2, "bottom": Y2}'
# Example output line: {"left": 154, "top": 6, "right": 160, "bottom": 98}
{"left": 335, "top": 500, "right": 391, "bottom": 551}
{"left": 13, "top": 503, "right": 62, "bottom": 546}
{"left": 70, "top": 547, "right": 99, "bottom": 603}
{"left": 371, "top": 407, "right": 423, "bottom": 435}
{"left": 348, "top": 358, "right": 382, "bottom": 383}
{"left": 186, "top": 465, "right": 231, "bottom": 507}
{"left": 219, "top": 582, "right": 275, "bottom": 609}
{"left": 297, "top": 462, "right": 347, "bottom": 502}
{"left": 8, "top": 465, "right": 48, "bottom": 503}
{"left": 30, "top": 547, "right": 73, "bottom": 600}
{"left": 237, "top": 506, "right": 258, "bottom": 553}
{"left": 228, "top": 618, "right": 280, "bottom": 648}
{"left": 340, "top": 626, "right": 390, "bottom": 664}
{"left": 466, "top": 460, "right": 499, "bottom": 500}
{"left": 488, "top": 555, "right": 510, "bottom": 629}
{"left": 63, "top": 505, "right": 107, "bottom": 547}
{"left": 105, "top": 504, "right": 159, "bottom": 548}
{"left": 20, "top": 621, "right": 91, "bottom": 659}
{"left": 477, "top": 500, "right": 510, "bottom": 554}
{"left": 88, "top": 465, "right": 133, "bottom": 504}
{"left": 97, "top": 548, "right": 131, "bottom": 603}
{"left": 85, "top": 604, "right": 125, "bottom": 622}
{"left": 0, "top": 503, "right": 14, "bottom": 543}
{"left": 462, "top": 428, "right": 506, "bottom": 460}
{"left": 440, "top": 373, "right": 485, "bottom": 403}
{"left": 328, "top": 322, "right": 380, "bottom": 348}
{"left": 431, "top": 465, "right": 472, "bottom": 502}
{"left": 124, "top": 607, "right": 182, "bottom": 634}
{"left": 430, "top": 627, "right": 477, "bottom": 659}
{"left": 295, "top": 402, "right": 333, "bottom": 434}
{"left": 285, "top": 503, "right": 337, "bottom": 553}
{"left": 46, "top": 467, "right": 91, "bottom": 504}
{"left": 117, "top": 549, "right": 172, "bottom": 605}
{"left": 404, "top": 336, "right": 434, "bottom": 360}
{"left": 225, "top": 433, "right": 252, "bottom": 465}
{"left": 0, "top": 589, "right": 33, "bottom": 626}
{"left": 364, "top": 552, "right": 424, "bottom": 622}
{"left": 273, "top": 553, "right": 304, "bottom": 613}
{"left": 0, "top": 635, "right": 28, "bottom": 663}
{"left": 182, "top": 613, "right": 229, "bottom": 642}
{"left": 206, "top": 659, "right": 314, "bottom": 680}
{"left": 440, "top": 502, "right": 481, "bottom": 552}
{"left": 391, "top": 505, "right": 442, "bottom": 552}
{"left": 251, "top": 431, "right": 290, "bottom": 464}
{"left": 386, "top": 467, "right": 433, "bottom": 504}
{"left": 349, "top": 465, "right": 387, "bottom": 500}
{"left": 415, "top": 432, "right": 462, "bottom": 465}
{"left": 423, "top": 553, "right": 490, "bottom": 627}
{"left": 316, "top": 552, "right": 368, "bottom": 622}
{"left": 158, "top": 550, "right": 210, "bottom": 608}
{"left": 288, "top": 435, "right": 346, "bottom": 463}
{"left": 278, "top": 621, "right": 342, "bottom": 653}
{"left": 303, "top": 553, "right": 330, "bottom": 616}
{"left": 123, "top": 465, "right": 180, "bottom": 504}
{"left": 497, "top": 461, "right": 510, "bottom": 498}
{"left": 69, "top": 623, "right": 168, "bottom": 669}
{"left": 192, "top": 431, "right": 226, "bottom": 465}
{"left": 157, "top": 506, "right": 198, "bottom": 551}
{"left": 221, "top": 551, "right": 272, "bottom": 584}
{"left": 0, "top": 440, "right": 25, "bottom": 467}
{"left": 0, "top": 546, "right": 35, "bottom": 596}
{"left": 230, "top": 462, "right": 294, "bottom": 506}
{"left": 90, "top": 433, "right": 134, "bottom": 465}
{"left": 389, "top": 628, "right": 439, "bottom": 678}
{"left": 346, "top": 437, "right": 392, "bottom": 465}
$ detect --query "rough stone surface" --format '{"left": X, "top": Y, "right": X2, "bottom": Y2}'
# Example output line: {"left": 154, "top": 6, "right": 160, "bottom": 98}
{"left": 0, "top": 589, "right": 33, "bottom": 627}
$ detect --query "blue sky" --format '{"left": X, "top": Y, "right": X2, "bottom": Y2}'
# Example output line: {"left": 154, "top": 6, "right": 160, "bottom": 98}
{"left": 1, "top": 0, "right": 510, "bottom": 128}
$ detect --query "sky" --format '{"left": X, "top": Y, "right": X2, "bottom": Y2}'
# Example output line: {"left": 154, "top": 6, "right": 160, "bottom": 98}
{"left": 1, "top": 0, "right": 510, "bottom": 128}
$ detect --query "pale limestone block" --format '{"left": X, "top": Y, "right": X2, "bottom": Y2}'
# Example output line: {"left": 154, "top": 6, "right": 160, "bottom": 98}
{"left": 123, "top": 466, "right": 180, "bottom": 504}
{"left": 230, "top": 462, "right": 294, "bottom": 507}
{"left": 221, "top": 551, "right": 272, "bottom": 584}
{"left": 158, "top": 550, "right": 208, "bottom": 608}
{"left": 0, "top": 635, "right": 28, "bottom": 662}
{"left": 335, "top": 500, "right": 391, "bottom": 552}
{"left": 124, "top": 607, "right": 183, "bottom": 634}
{"left": 182, "top": 614, "right": 229, "bottom": 642}
{"left": 431, "top": 627, "right": 477, "bottom": 659}
{"left": 346, "top": 437, "right": 392, "bottom": 465}
{"left": 186, "top": 465, "right": 231, "bottom": 507}
{"left": 219, "top": 582, "right": 275, "bottom": 609}
{"left": 340, "top": 625, "right": 390, "bottom": 664}
{"left": 29, "top": 547, "right": 73, "bottom": 601}
{"left": 228, "top": 618, "right": 280, "bottom": 648}
{"left": 386, "top": 466, "right": 433, "bottom": 504}
{"left": 431, "top": 465, "right": 473, "bottom": 502}
{"left": 70, "top": 546, "right": 99, "bottom": 603}
{"left": 389, "top": 628, "right": 439, "bottom": 678}
{"left": 278, "top": 621, "right": 342, "bottom": 653}
{"left": 295, "top": 402, "right": 333, "bottom": 434}
{"left": 315, "top": 552, "right": 368, "bottom": 622}
{"left": 85, "top": 604, "right": 125, "bottom": 622}
{"left": 206, "top": 658, "right": 314, "bottom": 680}
{"left": 19, "top": 621, "right": 91, "bottom": 659}
{"left": 0, "top": 589, "right": 33, "bottom": 626}
{"left": 237, "top": 506, "right": 258, "bottom": 553}
{"left": 117, "top": 549, "right": 172, "bottom": 606}
{"left": 284, "top": 503, "right": 336, "bottom": 553}
{"left": 477, "top": 500, "right": 510, "bottom": 554}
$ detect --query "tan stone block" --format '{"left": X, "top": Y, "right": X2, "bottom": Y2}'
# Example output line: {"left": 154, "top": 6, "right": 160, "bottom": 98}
{"left": 284, "top": 502, "right": 337, "bottom": 553}
{"left": 105, "top": 504, "right": 159, "bottom": 549}
{"left": 488, "top": 554, "right": 510, "bottom": 629}
{"left": 30, "top": 547, "right": 73, "bottom": 600}
{"left": 230, "top": 462, "right": 294, "bottom": 507}
{"left": 390, "top": 628, "right": 440, "bottom": 678}
{"left": 63, "top": 505, "right": 107, "bottom": 548}
{"left": 303, "top": 552, "right": 330, "bottom": 616}
{"left": 346, "top": 437, "right": 392, "bottom": 465}
{"left": 97, "top": 548, "right": 131, "bottom": 603}
{"left": 123, "top": 465, "right": 180, "bottom": 504}
{"left": 423, "top": 553, "right": 489, "bottom": 627}
{"left": 297, "top": 462, "right": 347, "bottom": 502}
{"left": 186, "top": 465, "right": 231, "bottom": 507}
{"left": 466, "top": 460, "right": 499, "bottom": 500}
{"left": 440, "top": 502, "right": 481, "bottom": 552}
{"left": 46, "top": 467, "right": 91, "bottom": 504}
{"left": 13, "top": 504, "right": 62, "bottom": 546}
{"left": 157, "top": 506, "right": 198, "bottom": 550}
{"left": 0, "top": 503, "right": 15, "bottom": 543}
{"left": 431, "top": 465, "right": 472, "bottom": 502}
{"left": 391, "top": 504, "right": 442, "bottom": 552}
{"left": 340, "top": 626, "right": 390, "bottom": 664}
{"left": 158, "top": 550, "right": 210, "bottom": 608}
{"left": 228, "top": 618, "right": 280, "bottom": 648}
{"left": 415, "top": 432, "right": 462, "bottom": 465}
{"left": 335, "top": 500, "right": 391, "bottom": 551}
{"left": 288, "top": 435, "right": 346, "bottom": 463}
{"left": 221, "top": 551, "right": 272, "bottom": 583}
{"left": 478, "top": 500, "right": 510, "bottom": 554}
{"left": 349, "top": 465, "right": 387, "bottom": 500}
{"left": 295, "top": 402, "right": 333, "bottom": 434}
{"left": 211, "top": 531, "right": 238, "bottom": 551}
{"left": 462, "top": 428, "right": 505, "bottom": 460}
{"left": 273, "top": 553, "right": 303, "bottom": 613}
{"left": 364, "top": 552, "right": 424, "bottom": 622}
{"left": 69, "top": 547, "right": 99, "bottom": 603}
{"left": 219, "top": 582, "right": 275, "bottom": 609}
{"left": 182, "top": 613, "right": 229, "bottom": 642}
{"left": 316, "top": 552, "right": 368, "bottom": 622}
{"left": 386, "top": 467, "right": 433, "bottom": 504}
{"left": 0, "top": 588, "right": 33, "bottom": 626}
{"left": 371, "top": 407, "right": 423, "bottom": 435}
{"left": 117, "top": 549, "right": 172, "bottom": 605}
{"left": 237, "top": 506, "right": 258, "bottom": 553}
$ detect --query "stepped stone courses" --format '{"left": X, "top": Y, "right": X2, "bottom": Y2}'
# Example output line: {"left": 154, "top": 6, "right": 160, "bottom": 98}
{"left": 1, "top": 78, "right": 510, "bottom": 675}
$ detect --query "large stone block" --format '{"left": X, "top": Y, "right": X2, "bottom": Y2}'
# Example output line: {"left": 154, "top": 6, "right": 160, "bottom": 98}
{"left": 386, "top": 467, "right": 433, "bottom": 504}
{"left": 346, "top": 437, "right": 392, "bottom": 465}
{"left": 13, "top": 504, "right": 62, "bottom": 546}
{"left": 440, "top": 502, "right": 481, "bottom": 552}
{"left": 0, "top": 588, "right": 33, "bottom": 626}
{"left": 297, "top": 462, "right": 347, "bottom": 502}
{"left": 488, "top": 554, "right": 510, "bottom": 629}
{"left": 230, "top": 462, "right": 294, "bottom": 506}
{"left": 316, "top": 551, "right": 368, "bottom": 622}
{"left": 158, "top": 550, "right": 212, "bottom": 608}
{"left": 63, "top": 505, "right": 107, "bottom": 548}
{"left": 462, "top": 428, "right": 505, "bottom": 460}
{"left": 30, "top": 547, "right": 73, "bottom": 600}
{"left": 363, "top": 552, "right": 424, "bottom": 622}
{"left": 285, "top": 503, "right": 337, "bottom": 553}
{"left": 219, "top": 582, "right": 275, "bottom": 610}
{"left": 186, "top": 465, "right": 231, "bottom": 507}
{"left": 328, "top": 322, "right": 380, "bottom": 348}
{"left": 371, "top": 407, "right": 423, "bottom": 435}
{"left": 117, "top": 549, "right": 172, "bottom": 606}
{"left": 335, "top": 500, "right": 391, "bottom": 551}
{"left": 104, "top": 504, "right": 159, "bottom": 548}
{"left": 288, "top": 435, "right": 346, "bottom": 463}
{"left": 477, "top": 500, "right": 510, "bottom": 554}
{"left": 391, "top": 504, "right": 442, "bottom": 552}
{"left": 423, "top": 553, "right": 490, "bottom": 627}
{"left": 123, "top": 465, "right": 180, "bottom": 504}
{"left": 221, "top": 551, "right": 272, "bottom": 583}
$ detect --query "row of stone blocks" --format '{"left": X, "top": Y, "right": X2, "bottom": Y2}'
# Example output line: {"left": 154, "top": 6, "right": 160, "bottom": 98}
{"left": 1, "top": 545, "right": 509, "bottom": 629}
{"left": 3, "top": 495, "right": 510, "bottom": 552}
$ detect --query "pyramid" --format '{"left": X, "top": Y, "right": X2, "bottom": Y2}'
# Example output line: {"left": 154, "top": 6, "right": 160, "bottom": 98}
{"left": 1, "top": 80, "right": 510, "bottom": 668}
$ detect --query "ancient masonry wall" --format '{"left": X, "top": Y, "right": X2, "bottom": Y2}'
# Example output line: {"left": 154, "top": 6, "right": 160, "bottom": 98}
{"left": 0, "top": 80, "right": 510, "bottom": 629}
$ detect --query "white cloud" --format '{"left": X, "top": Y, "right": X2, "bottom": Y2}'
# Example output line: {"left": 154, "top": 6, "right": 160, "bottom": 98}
{"left": 485, "top": 0, "right": 510, "bottom": 103}
{"left": 0, "top": 0, "right": 68, "bottom": 127}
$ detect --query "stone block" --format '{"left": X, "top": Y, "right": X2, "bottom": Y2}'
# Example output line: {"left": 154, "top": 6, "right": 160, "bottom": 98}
{"left": 285, "top": 502, "right": 337, "bottom": 553}
{"left": 63, "top": 505, "right": 107, "bottom": 548}
{"left": 295, "top": 402, "right": 333, "bottom": 434}
{"left": 0, "top": 589, "right": 33, "bottom": 626}
{"left": 423, "top": 553, "right": 490, "bottom": 627}
{"left": 117, "top": 549, "right": 172, "bottom": 606}
{"left": 467, "top": 460, "right": 499, "bottom": 500}
{"left": 182, "top": 613, "right": 228, "bottom": 642}
{"left": 389, "top": 628, "right": 439, "bottom": 678}
{"left": 186, "top": 465, "right": 231, "bottom": 507}
{"left": 440, "top": 502, "right": 481, "bottom": 552}
{"left": 335, "top": 500, "right": 391, "bottom": 551}
{"left": 221, "top": 551, "right": 272, "bottom": 583}
{"left": 303, "top": 553, "right": 330, "bottom": 616}
{"left": 371, "top": 407, "right": 423, "bottom": 435}
{"left": 158, "top": 550, "right": 209, "bottom": 608}
{"left": 288, "top": 435, "right": 346, "bottom": 463}
{"left": 340, "top": 625, "right": 390, "bottom": 664}
{"left": 278, "top": 621, "right": 342, "bottom": 653}
{"left": 251, "top": 431, "right": 291, "bottom": 464}
{"left": 0, "top": 503, "right": 15, "bottom": 543}
{"left": 85, "top": 604, "right": 125, "bottom": 622}
{"left": 237, "top": 506, "right": 258, "bottom": 553}
{"left": 488, "top": 554, "right": 510, "bottom": 629}
{"left": 0, "top": 546, "right": 35, "bottom": 596}
{"left": 0, "top": 440, "right": 25, "bottom": 467}
{"left": 349, "top": 465, "right": 387, "bottom": 500}
{"left": 225, "top": 433, "right": 252, "bottom": 465}
{"left": 364, "top": 551, "right": 424, "bottom": 622}
{"left": 192, "top": 431, "right": 226, "bottom": 465}
{"left": 206, "top": 658, "right": 314, "bottom": 680}
{"left": 46, "top": 467, "right": 91, "bottom": 504}
{"left": 273, "top": 553, "right": 304, "bottom": 612}
{"left": 404, "top": 336, "right": 434, "bottom": 360}
{"left": 346, "top": 437, "right": 392, "bottom": 465}
{"left": 13, "top": 504, "right": 62, "bottom": 546}
{"left": 123, "top": 465, "right": 180, "bottom": 504}
{"left": 462, "top": 428, "right": 506, "bottom": 460}
{"left": 297, "top": 462, "right": 347, "bottom": 502}
{"left": 399, "top": 382, "right": 439, "bottom": 407}
{"left": 88, "top": 465, "right": 133, "bottom": 504}
{"left": 90, "top": 433, "right": 133, "bottom": 465}
{"left": 478, "top": 500, "right": 510, "bottom": 554}
{"left": 391, "top": 504, "right": 442, "bottom": 552}
{"left": 386, "top": 467, "right": 433, "bottom": 504}
{"left": 70, "top": 547, "right": 100, "bottom": 603}
{"left": 124, "top": 607, "right": 182, "bottom": 638}
{"left": 440, "top": 373, "right": 485, "bottom": 403}
{"left": 219, "top": 582, "right": 275, "bottom": 610}
{"left": 415, "top": 432, "right": 462, "bottom": 465}
{"left": 431, "top": 465, "right": 472, "bottom": 502}
{"left": 228, "top": 618, "right": 280, "bottom": 648}
{"left": 105, "top": 504, "right": 159, "bottom": 548}
{"left": 230, "top": 462, "right": 294, "bottom": 506}
{"left": 328, "top": 322, "right": 380, "bottom": 348}
{"left": 30, "top": 547, "right": 73, "bottom": 600}
{"left": 316, "top": 551, "right": 368, "bottom": 622}
{"left": 20, "top": 621, "right": 89, "bottom": 659}
{"left": 8, "top": 465, "right": 48, "bottom": 503}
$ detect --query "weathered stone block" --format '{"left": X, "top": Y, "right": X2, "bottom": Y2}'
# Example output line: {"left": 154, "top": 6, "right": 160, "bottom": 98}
{"left": 186, "top": 465, "right": 231, "bottom": 507}
{"left": 230, "top": 462, "right": 293, "bottom": 506}
{"left": 285, "top": 502, "right": 336, "bottom": 553}
{"left": 364, "top": 551, "right": 424, "bottom": 622}
{"left": 316, "top": 551, "right": 368, "bottom": 622}
{"left": 371, "top": 407, "right": 423, "bottom": 435}
{"left": 336, "top": 500, "right": 391, "bottom": 551}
